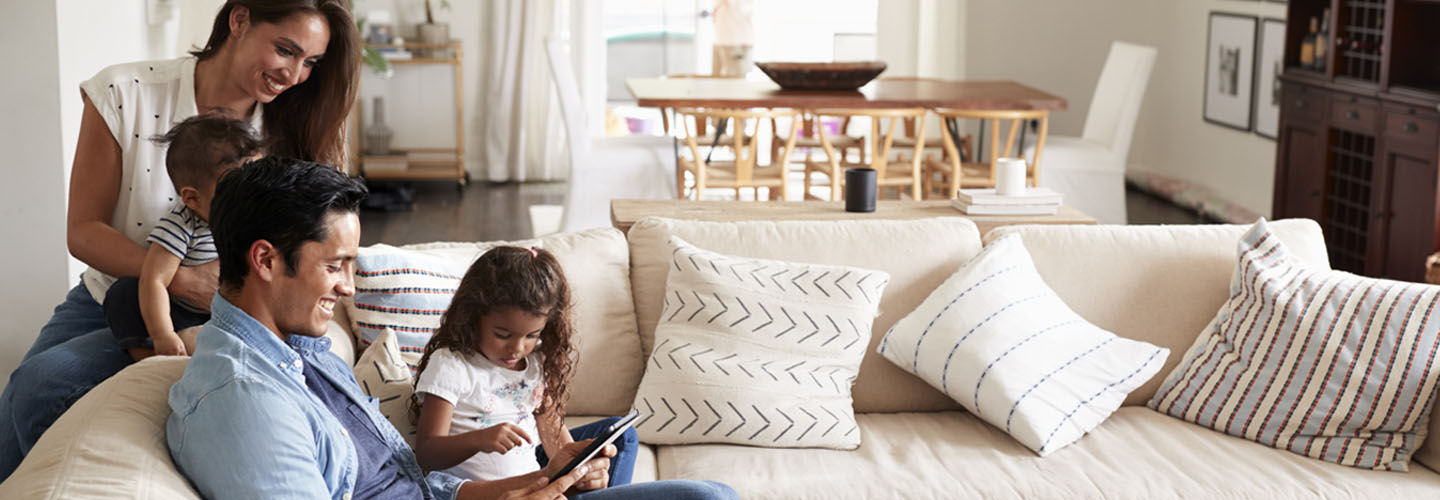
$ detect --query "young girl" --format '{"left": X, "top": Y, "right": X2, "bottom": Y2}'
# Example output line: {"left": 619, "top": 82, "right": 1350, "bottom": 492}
{"left": 412, "top": 246, "right": 638, "bottom": 490}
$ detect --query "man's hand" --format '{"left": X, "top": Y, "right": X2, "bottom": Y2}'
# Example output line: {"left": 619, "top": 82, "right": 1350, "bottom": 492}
{"left": 152, "top": 331, "right": 187, "bottom": 356}
{"left": 474, "top": 423, "right": 533, "bottom": 454}
{"left": 496, "top": 465, "right": 589, "bottom": 500}
{"left": 539, "top": 439, "right": 614, "bottom": 493}
{"left": 169, "top": 260, "right": 219, "bottom": 312}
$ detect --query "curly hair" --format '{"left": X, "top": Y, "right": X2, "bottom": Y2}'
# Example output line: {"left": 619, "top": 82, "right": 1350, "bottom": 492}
{"left": 410, "top": 246, "right": 576, "bottom": 421}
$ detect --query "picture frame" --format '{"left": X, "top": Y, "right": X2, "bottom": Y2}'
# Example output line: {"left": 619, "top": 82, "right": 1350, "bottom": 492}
{"left": 1253, "top": 18, "right": 1286, "bottom": 140}
{"left": 1204, "top": 12, "right": 1259, "bottom": 132}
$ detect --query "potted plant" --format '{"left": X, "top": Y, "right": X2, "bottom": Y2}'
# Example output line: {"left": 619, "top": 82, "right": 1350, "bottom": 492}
{"left": 418, "top": 0, "right": 451, "bottom": 58}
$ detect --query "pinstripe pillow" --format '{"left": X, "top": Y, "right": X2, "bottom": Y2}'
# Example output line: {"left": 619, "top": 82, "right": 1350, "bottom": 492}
{"left": 876, "top": 233, "right": 1169, "bottom": 456}
{"left": 1149, "top": 219, "right": 1440, "bottom": 471}
{"left": 631, "top": 237, "right": 890, "bottom": 449}
{"left": 349, "top": 249, "right": 464, "bottom": 373}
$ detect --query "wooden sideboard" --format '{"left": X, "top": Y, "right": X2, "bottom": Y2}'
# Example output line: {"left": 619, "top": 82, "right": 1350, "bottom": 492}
{"left": 1272, "top": 0, "right": 1440, "bottom": 282}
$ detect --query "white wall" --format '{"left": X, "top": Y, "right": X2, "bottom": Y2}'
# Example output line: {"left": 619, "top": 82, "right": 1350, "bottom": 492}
{"left": 964, "top": 0, "right": 1286, "bottom": 217}
{"left": 0, "top": 2, "right": 68, "bottom": 393}
{"left": 0, "top": 1, "right": 175, "bottom": 390}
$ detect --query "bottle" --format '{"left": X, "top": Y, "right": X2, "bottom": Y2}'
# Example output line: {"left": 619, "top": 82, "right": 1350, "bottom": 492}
{"left": 1300, "top": 17, "right": 1317, "bottom": 69}
{"left": 1315, "top": 9, "right": 1329, "bottom": 71}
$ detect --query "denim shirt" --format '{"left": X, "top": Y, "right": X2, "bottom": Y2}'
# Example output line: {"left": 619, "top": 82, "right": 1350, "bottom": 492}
{"left": 167, "top": 295, "right": 467, "bottom": 500}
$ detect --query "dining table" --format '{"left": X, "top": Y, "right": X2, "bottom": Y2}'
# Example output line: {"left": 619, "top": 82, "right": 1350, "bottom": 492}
{"left": 625, "top": 77, "right": 1068, "bottom": 112}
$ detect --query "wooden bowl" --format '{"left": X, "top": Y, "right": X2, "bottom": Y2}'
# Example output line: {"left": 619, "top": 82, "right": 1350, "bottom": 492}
{"left": 755, "top": 61, "right": 887, "bottom": 91}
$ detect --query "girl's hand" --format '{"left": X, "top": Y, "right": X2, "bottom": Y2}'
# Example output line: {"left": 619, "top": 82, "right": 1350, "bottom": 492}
{"left": 153, "top": 331, "right": 187, "bottom": 356}
{"left": 473, "top": 423, "right": 533, "bottom": 454}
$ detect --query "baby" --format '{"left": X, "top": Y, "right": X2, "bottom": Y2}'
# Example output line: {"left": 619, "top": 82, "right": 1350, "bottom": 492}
{"left": 103, "top": 114, "right": 262, "bottom": 360}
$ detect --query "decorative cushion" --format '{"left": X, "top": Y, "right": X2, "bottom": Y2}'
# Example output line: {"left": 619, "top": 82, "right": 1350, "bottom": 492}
{"left": 631, "top": 237, "right": 890, "bottom": 449}
{"left": 354, "top": 329, "right": 417, "bottom": 447}
{"left": 349, "top": 246, "right": 464, "bottom": 373}
{"left": 1149, "top": 219, "right": 1440, "bottom": 471}
{"left": 876, "top": 234, "right": 1169, "bottom": 456}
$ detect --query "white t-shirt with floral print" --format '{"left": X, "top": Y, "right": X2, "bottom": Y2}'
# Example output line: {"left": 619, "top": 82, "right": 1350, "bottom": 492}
{"left": 415, "top": 347, "right": 545, "bottom": 481}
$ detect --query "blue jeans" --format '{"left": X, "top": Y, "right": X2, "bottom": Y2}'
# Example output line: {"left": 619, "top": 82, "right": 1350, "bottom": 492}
{"left": 0, "top": 285, "right": 134, "bottom": 480}
{"left": 536, "top": 418, "right": 736, "bottom": 500}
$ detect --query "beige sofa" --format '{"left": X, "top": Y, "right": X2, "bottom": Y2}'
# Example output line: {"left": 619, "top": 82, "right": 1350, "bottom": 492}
{"left": 5, "top": 216, "right": 1440, "bottom": 498}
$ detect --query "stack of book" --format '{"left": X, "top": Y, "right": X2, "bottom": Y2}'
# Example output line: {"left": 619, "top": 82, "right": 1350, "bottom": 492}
{"left": 951, "top": 187, "right": 1063, "bottom": 215}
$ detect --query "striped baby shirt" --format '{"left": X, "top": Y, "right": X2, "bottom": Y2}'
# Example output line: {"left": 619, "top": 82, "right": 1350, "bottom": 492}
{"left": 147, "top": 203, "right": 215, "bottom": 266}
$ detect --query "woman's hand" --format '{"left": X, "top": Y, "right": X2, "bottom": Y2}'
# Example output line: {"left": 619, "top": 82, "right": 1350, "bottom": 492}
{"left": 539, "top": 440, "right": 614, "bottom": 493}
{"left": 473, "top": 422, "right": 533, "bottom": 455}
{"left": 168, "top": 261, "right": 219, "bottom": 312}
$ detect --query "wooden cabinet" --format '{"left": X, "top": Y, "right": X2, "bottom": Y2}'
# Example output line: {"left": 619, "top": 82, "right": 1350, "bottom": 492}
{"left": 1272, "top": 0, "right": 1440, "bottom": 282}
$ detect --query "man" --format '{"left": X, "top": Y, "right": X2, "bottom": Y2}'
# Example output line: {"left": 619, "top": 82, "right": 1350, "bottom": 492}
{"left": 167, "top": 157, "right": 735, "bottom": 500}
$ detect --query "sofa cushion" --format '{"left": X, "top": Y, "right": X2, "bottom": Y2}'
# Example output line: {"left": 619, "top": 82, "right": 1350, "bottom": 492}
{"left": 631, "top": 237, "right": 889, "bottom": 449}
{"left": 0, "top": 357, "right": 200, "bottom": 499}
{"left": 984, "top": 219, "right": 1330, "bottom": 407}
{"left": 342, "top": 227, "right": 642, "bottom": 416}
{"left": 877, "top": 234, "right": 1168, "bottom": 455}
{"left": 628, "top": 217, "right": 983, "bottom": 413}
{"left": 654, "top": 408, "right": 1440, "bottom": 499}
{"left": 349, "top": 246, "right": 465, "bottom": 372}
{"left": 354, "top": 329, "right": 417, "bottom": 447}
{"left": 1150, "top": 219, "right": 1440, "bottom": 471}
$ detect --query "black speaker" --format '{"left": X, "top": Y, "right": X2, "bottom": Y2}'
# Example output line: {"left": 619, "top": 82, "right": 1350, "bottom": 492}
{"left": 845, "top": 168, "right": 877, "bottom": 213}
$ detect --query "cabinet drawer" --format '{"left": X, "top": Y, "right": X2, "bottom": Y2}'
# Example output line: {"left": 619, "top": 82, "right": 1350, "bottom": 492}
{"left": 1330, "top": 95, "right": 1379, "bottom": 133}
{"left": 1282, "top": 84, "right": 1324, "bottom": 122}
{"left": 1382, "top": 106, "right": 1439, "bottom": 147}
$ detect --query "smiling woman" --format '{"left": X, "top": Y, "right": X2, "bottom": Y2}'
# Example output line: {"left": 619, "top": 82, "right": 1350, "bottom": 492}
{"left": 192, "top": 0, "right": 359, "bottom": 165}
{"left": 0, "top": 0, "right": 362, "bottom": 482}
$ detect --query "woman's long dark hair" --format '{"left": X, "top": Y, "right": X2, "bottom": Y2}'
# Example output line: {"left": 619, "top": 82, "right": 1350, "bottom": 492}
{"left": 411, "top": 247, "right": 578, "bottom": 422}
{"left": 192, "top": 0, "right": 359, "bottom": 166}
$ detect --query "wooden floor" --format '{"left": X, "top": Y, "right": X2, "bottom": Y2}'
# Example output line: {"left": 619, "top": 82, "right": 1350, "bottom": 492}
{"left": 358, "top": 180, "right": 1211, "bottom": 246}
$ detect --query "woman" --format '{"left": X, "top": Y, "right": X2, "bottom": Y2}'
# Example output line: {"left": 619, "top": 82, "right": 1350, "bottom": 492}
{"left": 0, "top": 0, "right": 358, "bottom": 479}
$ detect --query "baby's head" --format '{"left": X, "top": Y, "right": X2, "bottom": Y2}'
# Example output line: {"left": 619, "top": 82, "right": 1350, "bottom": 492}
{"left": 157, "top": 114, "right": 263, "bottom": 220}
{"left": 417, "top": 246, "right": 576, "bottom": 415}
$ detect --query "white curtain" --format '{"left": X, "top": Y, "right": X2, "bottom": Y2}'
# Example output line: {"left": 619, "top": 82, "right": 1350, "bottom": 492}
{"left": 477, "top": 0, "right": 602, "bottom": 183}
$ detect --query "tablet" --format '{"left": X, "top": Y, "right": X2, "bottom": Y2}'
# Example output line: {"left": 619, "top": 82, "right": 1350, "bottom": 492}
{"left": 549, "top": 409, "right": 640, "bottom": 482}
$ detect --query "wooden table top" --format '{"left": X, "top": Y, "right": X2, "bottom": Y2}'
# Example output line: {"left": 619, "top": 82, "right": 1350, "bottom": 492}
{"left": 625, "top": 77, "right": 1068, "bottom": 111}
{"left": 610, "top": 199, "right": 1096, "bottom": 237}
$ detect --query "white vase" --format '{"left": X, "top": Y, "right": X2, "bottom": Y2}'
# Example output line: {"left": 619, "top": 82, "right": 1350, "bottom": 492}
{"left": 418, "top": 23, "right": 450, "bottom": 58}
{"left": 366, "top": 96, "right": 394, "bottom": 156}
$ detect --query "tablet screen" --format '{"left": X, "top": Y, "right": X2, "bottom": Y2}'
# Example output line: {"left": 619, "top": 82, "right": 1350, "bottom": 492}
{"left": 549, "top": 409, "right": 640, "bottom": 482}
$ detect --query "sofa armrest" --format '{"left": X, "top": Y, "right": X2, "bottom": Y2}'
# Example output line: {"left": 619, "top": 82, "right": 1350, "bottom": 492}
{"left": 0, "top": 358, "right": 199, "bottom": 499}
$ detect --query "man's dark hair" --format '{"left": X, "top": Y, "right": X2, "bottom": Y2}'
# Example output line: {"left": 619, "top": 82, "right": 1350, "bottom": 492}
{"left": 155, "top": 114, "right": 263, "bottom": 189}
{"left": 210, "top": 157, "right": 367, "bottom": 289}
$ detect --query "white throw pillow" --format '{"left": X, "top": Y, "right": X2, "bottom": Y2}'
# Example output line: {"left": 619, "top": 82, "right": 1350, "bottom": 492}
{"left": 877, "top": 234, "right": 1169, "bottom": 455}
{"left": 354, "top": 329, "right": 417, "bottom": 447}
{"left": 631, "top": 237, "right": 890, "bottom": 449}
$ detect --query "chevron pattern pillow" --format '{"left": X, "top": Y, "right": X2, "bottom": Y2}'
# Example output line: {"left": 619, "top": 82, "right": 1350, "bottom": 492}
{"left": 353, "top": 329, "right": 418, "bottom": 447}
{"left": 1149, "top": 219, "right": 1440, "bottom": 471}
{"left": 631, "top": 237, "right": 890, "bottom": 449}
{"left": 877, "top": 234, "right": 1169, "bottom": 456}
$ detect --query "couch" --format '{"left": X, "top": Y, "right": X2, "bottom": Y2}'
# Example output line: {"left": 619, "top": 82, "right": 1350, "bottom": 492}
{"left": 4, "top": 216, "right": 1440, "bottom": 499}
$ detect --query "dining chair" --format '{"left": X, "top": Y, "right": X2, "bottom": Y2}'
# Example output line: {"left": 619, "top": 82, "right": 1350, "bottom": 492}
{"left": 783, "top": 112, "right": 866, "bottom": 195}
{"left": 805, "top": 108, "right": 929, "bottom": 201}
{"left": 926, "top": 108, "right": 1050, "bottom": 198}
{"left": 531, "top": 38, "right": 676, "bottom": 237}
{"left": 1024, "top": 41, "right": 1157, "bottom": 224}
{"left": 675, "top": 107, "right": 800, "bottom": 201}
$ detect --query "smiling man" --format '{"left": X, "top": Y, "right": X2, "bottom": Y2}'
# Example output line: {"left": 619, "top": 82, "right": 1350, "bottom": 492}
{"left": 165, "top": 158, "right": 735, "bottom": 500}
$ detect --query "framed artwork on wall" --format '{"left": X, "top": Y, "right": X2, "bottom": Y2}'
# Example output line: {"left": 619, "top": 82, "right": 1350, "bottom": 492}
{"left": 1253, "top": 18, "right": 1286, "bottom": 139}
{"left": 1204, "top": 12, "right": 1259, "bottom": 131}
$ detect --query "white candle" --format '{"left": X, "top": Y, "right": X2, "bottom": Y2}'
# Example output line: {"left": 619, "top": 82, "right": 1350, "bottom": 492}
{"left": 995, "top": 158, "right": 1027, "bottom": 196}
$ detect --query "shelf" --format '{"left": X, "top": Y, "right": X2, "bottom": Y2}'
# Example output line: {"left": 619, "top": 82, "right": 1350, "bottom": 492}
{"left": 385, "top": 58, "right": 460, "bottom": 66}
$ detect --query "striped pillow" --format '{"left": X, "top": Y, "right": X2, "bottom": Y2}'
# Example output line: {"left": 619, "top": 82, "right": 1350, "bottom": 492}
{"left": 876, "top": 234, "right": 1168, "bottom": 455}
{"left": 350, "top": 249, "right": 464, "bottom": 372}
{"left": 1149, "top": 219, "right": 1440, "bottom": 471}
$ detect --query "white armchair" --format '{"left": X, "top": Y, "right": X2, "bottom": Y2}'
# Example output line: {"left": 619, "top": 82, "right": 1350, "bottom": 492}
{"left": 1027, "top": 41, "right": 1156, "bottom": 224}
{"left": 530, "top": 38, "right": 676, "bottom": 237}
